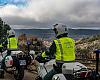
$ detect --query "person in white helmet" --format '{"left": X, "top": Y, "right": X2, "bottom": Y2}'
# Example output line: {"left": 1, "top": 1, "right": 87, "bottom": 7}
{"left": 0, "top": 29, "right": 18, "bottom": 78}
{"left": 40, "top": 23, "right": 76, "bottom": 80}
{"left": 7, "top": 29, "right": 18, "bottom": 51}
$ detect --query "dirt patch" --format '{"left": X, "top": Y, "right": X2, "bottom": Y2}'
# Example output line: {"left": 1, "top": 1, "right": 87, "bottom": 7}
{"left": 0, "top": 70, "right": 38, "bottom": 80}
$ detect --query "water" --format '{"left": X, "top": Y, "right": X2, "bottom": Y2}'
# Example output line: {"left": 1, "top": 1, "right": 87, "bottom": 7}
{"left": 15, "top": 29, "right": 55, "bottom": 41}
{"left": 14, "top": 29, "right": 100, "bottom": 41}
{"left": 68, "top": 29, "right": 100, "bottom": 40}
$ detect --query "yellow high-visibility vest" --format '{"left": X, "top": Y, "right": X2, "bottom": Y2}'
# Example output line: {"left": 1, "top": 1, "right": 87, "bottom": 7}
{"left": 7, "top": 37, "right": 18, "bottom": 49}
{"left": 54, "top": 37, "right": 75, "bottom": 62}
{"left": 42, "top": 51, "right": 47, "bottom": 58}
{"left": 0, "top": 44, "right": 2, "bottom": 47}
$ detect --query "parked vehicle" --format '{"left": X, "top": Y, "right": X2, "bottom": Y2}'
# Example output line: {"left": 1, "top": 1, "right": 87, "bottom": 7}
{"left": 35, "top": 50, "right": 100, "bottom": 80}
{"left": 0, "top": 50, "right": 34, "bottom": 80}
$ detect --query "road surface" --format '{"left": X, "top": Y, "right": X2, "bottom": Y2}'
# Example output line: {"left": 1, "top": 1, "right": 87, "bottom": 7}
{"left": 0, "top": 70, "right": 38, "bottom": 80}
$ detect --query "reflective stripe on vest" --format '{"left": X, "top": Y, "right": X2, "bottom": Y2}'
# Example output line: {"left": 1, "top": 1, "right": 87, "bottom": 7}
{"left": 54, "top": 37, "right": 75, "bottom": 62}
{"left": 7, "top": 37, "right": 18, "bottom": 49}
{"left": 57, "top": 39, "right": 63, "bottom": 61}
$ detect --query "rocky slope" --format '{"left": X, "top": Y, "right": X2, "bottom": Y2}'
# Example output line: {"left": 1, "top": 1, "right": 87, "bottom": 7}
{"left": 76, "top": 35, "right": 100, "bottom": 59}
{"left": 75, "top": 35, "right": 100, "bottom": 69}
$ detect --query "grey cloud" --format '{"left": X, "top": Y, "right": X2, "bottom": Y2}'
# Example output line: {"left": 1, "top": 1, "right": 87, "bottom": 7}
{"left": 0, "top": 0, "right": 100, "bottom": 29}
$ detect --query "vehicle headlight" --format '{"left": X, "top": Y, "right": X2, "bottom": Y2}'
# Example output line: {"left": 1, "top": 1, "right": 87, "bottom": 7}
{"left": 52, "top": 76, "right": 59, "bottom": 80}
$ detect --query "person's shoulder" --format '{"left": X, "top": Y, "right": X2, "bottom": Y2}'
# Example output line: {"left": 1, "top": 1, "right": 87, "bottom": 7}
{"left": 53, "top": 39, "right": 58, "bottom": 44}
{"left": 53, "top": 39, "right": 57, "bottom": 41}
{"left": 68, "top": 37, "right": 74, "bottom": 39}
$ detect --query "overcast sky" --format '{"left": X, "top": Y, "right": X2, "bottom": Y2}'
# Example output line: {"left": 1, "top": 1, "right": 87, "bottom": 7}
{"left": 0, "top": 0, "right": 100, "bottom": 29}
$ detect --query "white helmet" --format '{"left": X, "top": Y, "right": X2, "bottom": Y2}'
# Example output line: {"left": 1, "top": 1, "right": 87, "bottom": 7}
{"left": 53, "top": 23, "right": 68, "bottom": 37}
{"left": 8, "top": 29, "right": 15, "bottom": 36}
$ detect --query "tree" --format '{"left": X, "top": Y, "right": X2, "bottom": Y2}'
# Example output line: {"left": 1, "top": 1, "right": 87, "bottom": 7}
{"left": 0, "top": 18, "right": 3, "bottom": 38}
{"left": 0, "top": 18, "right": 3, "bottom": 27}
{"left": 0, "top": 18, "right": 11, "bottom": 45}
{"left": 0, "top": 18, "right": 3, "bottom": 44}
{"left": 3, "top": 23, "right": 11, "bottom": 36}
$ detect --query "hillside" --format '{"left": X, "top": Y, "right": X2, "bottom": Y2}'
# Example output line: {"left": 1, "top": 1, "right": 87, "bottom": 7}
{"left": 75, "top": 35, "right": 100, "bottom": 69}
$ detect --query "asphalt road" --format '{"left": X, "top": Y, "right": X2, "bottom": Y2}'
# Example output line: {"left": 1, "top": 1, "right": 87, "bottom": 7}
{"left": 0, "top": 70, "right": 38, "bottom": 80}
